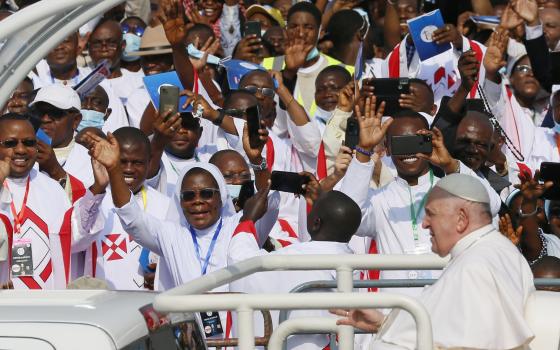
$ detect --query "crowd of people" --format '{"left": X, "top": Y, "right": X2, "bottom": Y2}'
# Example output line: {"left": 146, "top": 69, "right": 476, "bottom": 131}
{"left": 1, "top": 0, "right": 560, "bottom": 348}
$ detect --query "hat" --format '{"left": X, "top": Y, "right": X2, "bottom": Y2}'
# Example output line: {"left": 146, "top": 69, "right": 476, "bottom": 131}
{"left": 246, "top": 5, "right": 285, "bottom": 28}
{"left": 29, "top": 85, "right": 81, "bottom": 111}
{"left": 506, "top": 39, "right": 528, "bottom": 77}
{"left": 128, "top": 25, "right": 172, "bottom": 57}
{"left": 434, "top": 173, "right": 491, "bottom": 204}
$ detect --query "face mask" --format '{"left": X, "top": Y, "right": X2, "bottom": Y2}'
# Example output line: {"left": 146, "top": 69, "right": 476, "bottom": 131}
{"left": 122, "top": 33, "right": 142, "bottom": 62}
{"left": 554, "top": 120, "right": 560, "bottom": 134}
{"left": 315, "top": 106, "right": 332, "bottom": 124}
{"left": 306, "top": 47, "right": 320, "bottom": 61}
{"left": 226, "top": 184, "right": 242, "bottom": 199}
{"left": 77, "top": 109, "right": 105, "bottom": 132}
{"left": 187, "top": 44, "right": 221, "bottom": 65}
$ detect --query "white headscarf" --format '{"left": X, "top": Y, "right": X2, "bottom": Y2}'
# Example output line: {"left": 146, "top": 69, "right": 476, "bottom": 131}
{"left": 173, "top": 162, "right": 236, "bottom": 225}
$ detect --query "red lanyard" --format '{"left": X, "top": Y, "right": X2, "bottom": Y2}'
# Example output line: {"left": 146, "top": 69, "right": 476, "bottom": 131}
{"left": 3, "top": 177, "right": 30, "bottom": 234}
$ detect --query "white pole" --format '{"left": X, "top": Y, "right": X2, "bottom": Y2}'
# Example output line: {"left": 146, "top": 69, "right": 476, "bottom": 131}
{"left": 237, "top": 306, "right": 255, "bottom": 350}
{"left": 336, "top": 266, "right": 354, "bottom": 350}
{"left": 268, "top": 318, "right": 338, "bottom": 350}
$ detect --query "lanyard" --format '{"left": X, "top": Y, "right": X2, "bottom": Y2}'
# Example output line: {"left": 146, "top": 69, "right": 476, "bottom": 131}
{"left": 139, "top": 186, "right": 147, "bottom": 210}
{"left": 189, "top": 219, "right": 222, "bottom": 275}
{"left": 3, "top": 177, "right": 31, "bottom": 234}
{"left": 407, "top": 169, "right": 433, "bottom": 242}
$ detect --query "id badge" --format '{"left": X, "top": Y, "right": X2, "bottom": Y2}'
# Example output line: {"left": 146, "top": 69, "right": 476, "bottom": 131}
{"left": 200, "top": 311, "right": 223, "bottom": 338}
{"left": 11, "top": 239, "right": 33, "bottom": 277}
{"left": 404, "top": 243, "right": 432, "bottom": 280}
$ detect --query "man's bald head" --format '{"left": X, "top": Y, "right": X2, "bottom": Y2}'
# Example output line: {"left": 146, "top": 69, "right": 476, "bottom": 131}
{"left": 532, "top": 256, "right": 560, "bottom": 291}
{"left": 307, "top": 191, "right": 361, "bottom": 243}
{"left": 209, "top": 150, "right": 250, "bottom": 185}
{"left": 454, "top": 111, "right": 494, "bottom": 171}
{"left": 112, "top": 126, "right": 150, "bottom": 157}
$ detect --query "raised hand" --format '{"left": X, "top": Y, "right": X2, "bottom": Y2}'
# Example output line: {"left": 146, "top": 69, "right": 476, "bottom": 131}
{"left": 242, "top": 121, "right": 268, "bottom": 165}
{"left": 233, "top": 35, "right": 264, "bottom": 64}
{"left": 432, "top": 23, "right": 463, "bottom": 49}
{"left": 284, "top": 33, "right": 314, "bottom": 72}
{"left": 333, "top": 146, "right": 353, "bottom": 179}
{"left": 36, "top": 141, "right": 65, "bottom": 180}
{"left": 398, "top": 85, "right": 428, "bottom": 112}
{"left": 337, "top": 82, "right": 356, "bottom": 113}
{"left": 190, "top": 36, "right": 221, "bottom": 72}
{"left": 500, "top": 4, "right": 524, "bottom": 30}
{"left": 512, "top": 0, "right": 539, "bottom": 25}
{"left": 158, "top": 0, "right": 187, "bottom": 47}
{"left": 180, "top": 89, "right": 218, "bottom": 120}
{"left": 90, "top": 158, "right": 109, "bottom": 195}
{"left": 415, "top": 127, "right": 457, "bottom": 173}
{"left": 457, "top": 11, "right": 476, "bottom": 36}
{"left": 241, "top": 182, "right": 271, "bottom": 222}
{"left": 185, "top": 4, "right": 212, "bottom": 26}
{"left": 83, "top": 132, "right": 121, "bottom": 171}
{"left": 355, "top": 96, "right": 391, "bottom": 151}
{"left": 153, "top": 110, "right": 182, "bottom": 140}
{"left": 499, "top": 214, "right": 523, "bottom": 245}
{"left": 515, "top": 169, "right": 554, "bottom": 201}
{"left": 483, "top": 29, "right": 508, "bottom": 76}
{"left": 457, "top": 50, "right": 479, "bottom": 91}
{"left": 300, "top": 171, "right": 321, "bottom": 207}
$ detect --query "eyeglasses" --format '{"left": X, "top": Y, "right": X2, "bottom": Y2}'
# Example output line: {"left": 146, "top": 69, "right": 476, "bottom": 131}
{"left": 0, "top": 139, "right": 37, "bottom": 148}
{"left": 223, "top": 173, "right": 251, "bottom": 182}
{"left": 121, "top": 23, "right": 145, "bottom": 37}
{"left": 89, "top": 39, "right": 121, "bottom": 50}
{"left": 35, "top": 107, "right": 73, "bottom": 120}
{"left": 514, "top": 65, "right": 533, "bottom": 75}
{"left": 180, "top": 188, "right": 220, "bottom": 201}
{"left": 242, "top": 85, "right": 276, "bottom": 98}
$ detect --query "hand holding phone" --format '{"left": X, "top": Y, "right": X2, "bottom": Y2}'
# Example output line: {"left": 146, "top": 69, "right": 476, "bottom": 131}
{"left": 370, "top": 78, "right": 409, "bottom": 116}
{"left": 270, "top": 171, "right": 310, "bottom": 194}
{"left": 391, "top": 134, "right": 433, "bottom": 156}
{"left": 158, "top": 85, "right": 180, "bottom": 118}
{"left": 540, "top": 162, "right": 560, "bottom": 200}
{"left": 244, "top": 21, "right": 262, "bottom": 39}
{"left": 246, "top": 105, "right": 263, "bottom": 149}
{"left": 344, "top": 117, "right": 359, "bottom": 150}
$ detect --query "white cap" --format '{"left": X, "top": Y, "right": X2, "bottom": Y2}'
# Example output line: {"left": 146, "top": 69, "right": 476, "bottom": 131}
{"left": 434, "top": 173, "right": 490, "bottom": 204}
{"left": 30, "top": 85, "right": 81, "bottom": 111}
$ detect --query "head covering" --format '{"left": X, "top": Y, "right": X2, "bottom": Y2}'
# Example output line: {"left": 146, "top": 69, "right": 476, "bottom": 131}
{"left": 245, "top": 4, "right": 285, "bottom": 27}
{"left": 550, "top": 85, "right": 560, "bottom": 107}
{"left": 505, "top": 188, "right": 522, "bottom": 208}
{"left": 173, "top": 163, "right": 236, "bottom": 225}
{"left": 29, "top": 85, "right": 81, "bottom": 111}
{"left": 434, "top": 173, "right": 491, "bottom": 204}
{"left": 127, "top": 25, "right": 172, "bottom": 57}
{"left": 506, "top": 42, "right": 528, "bottom": 77}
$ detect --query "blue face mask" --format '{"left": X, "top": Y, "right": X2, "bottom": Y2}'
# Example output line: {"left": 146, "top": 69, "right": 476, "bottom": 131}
{"left": 306, "top": 47, "right": 320, "bottom": 61}
{"left": 226, "top": 184, "right": 242, "bottom": 199}
{"left": 187, "top": 44, "right": 221, "bottom": 65}
{"left": 554, "top": 120, "right": 560, "bottom": 134}
{"left": 78, "top": 109, "right": 105, "bottom": 132}
{"left": 122, "top": 33, "right": 142, "bottom": 62}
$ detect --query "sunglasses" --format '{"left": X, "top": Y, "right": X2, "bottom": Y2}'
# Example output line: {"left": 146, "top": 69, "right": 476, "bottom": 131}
{"left": 121, "top": 23, "right": 145, "bottom": 37}
{"left": 34, "top": 106, "right": 72, "bottom": 120}
{"left": 242, "top": 85, "right": 276, "bottom": 98}
{"left": 0, "top": 138, "right": 37, "bottom": 148}
{"left": 514, "top": 65, "right": 533, "bottom": 75}
{"left": 180, "top": 188, "right": 220, "bottom": 201}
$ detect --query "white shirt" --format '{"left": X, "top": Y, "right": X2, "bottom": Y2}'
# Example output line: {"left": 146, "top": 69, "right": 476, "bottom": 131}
{"left": 373, "top": 226, "right": 535, "bottom": 350}
{"left": 340, "top": 158, "right": 502, "bottom": 296}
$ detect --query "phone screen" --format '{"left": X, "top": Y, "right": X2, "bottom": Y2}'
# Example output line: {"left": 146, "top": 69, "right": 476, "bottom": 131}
{"left": 246, "top": 105, "right": 261, "bottom": 149}
{"left": 344, "top": 118, "right": 359, "bottom": 150}
{"left": 244, "top": 21, "right": 262, "bottom": 38}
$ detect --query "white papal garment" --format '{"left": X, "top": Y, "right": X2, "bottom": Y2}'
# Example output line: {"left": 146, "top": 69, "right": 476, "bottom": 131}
{"left": 228, "top": 220, "right": 358, "bottom": 350}
{"left": 372, "top": 225, "right": 535, "bottom": 350}
{"left": 73, "top": 185, "right": 178, "bottom": 290}
{"left": 0, "top": 170, "right": 74, "bottom": 289}
{"left": 340, "top": 158, "right": 502, "bottom": 297}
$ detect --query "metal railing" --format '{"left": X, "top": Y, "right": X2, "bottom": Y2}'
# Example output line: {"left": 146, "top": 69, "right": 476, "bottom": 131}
{"left": 0, "top": 0, "right": 126, "bottom": 108}
{"left": 155, "top": 254, "right": 448, "bottom": 350}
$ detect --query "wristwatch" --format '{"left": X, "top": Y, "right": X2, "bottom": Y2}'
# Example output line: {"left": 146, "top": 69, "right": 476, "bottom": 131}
{"left": 250, "top": 157, "right": 268, "bottom": 171}
{"left": 212, "top": 109, "right": 226, "bottom": 126}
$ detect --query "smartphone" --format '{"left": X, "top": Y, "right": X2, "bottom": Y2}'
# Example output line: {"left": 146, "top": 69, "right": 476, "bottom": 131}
{"left": 369, "top": 78, "right": 410, "bottom": 116}
{"left": 246, "top": 105, "right": 262, "bottom": 149}
{"left": 244, "top": 21, "right": 262, "bottom": 38}
{"left": 540, "top": 162, "right": 560, "bottom": 200}
{"left": 344, "top": 117, "right": 360, "bottom": 150}
{"left": 235, "top": 180, "right": 255, "bottom": 209}
{"left": 36, "top": 128, "right": 51, "bottom": 145}
{"left": 158, "top": 85, "right": 180, "bottom": 118}
{"left": 391, "top": 134, "right": 433, "bottom": 156}
{"left": 270, "top": 171, "right": 309, "bottom": 194}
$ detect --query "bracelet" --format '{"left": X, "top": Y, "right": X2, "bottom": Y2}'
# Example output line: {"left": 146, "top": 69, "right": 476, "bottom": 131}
{"left": 212, "top": 109, "right": 226, "bottom": 126}
{"left": 496, "top": 160, "right": 509, "bottom": 177}
{"left": 518, "top": 203, "right": 539, "bottom": 218}
{"left": 355, "top": 146, "right": 373, "bottom": 157}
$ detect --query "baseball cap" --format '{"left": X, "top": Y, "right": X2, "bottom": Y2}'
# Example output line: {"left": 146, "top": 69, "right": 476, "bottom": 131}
{"left": 246, "top": 5, "right": 285, "bottom": 28}
{"left": 29, "top": 84, "right": 81, "bottom": 111}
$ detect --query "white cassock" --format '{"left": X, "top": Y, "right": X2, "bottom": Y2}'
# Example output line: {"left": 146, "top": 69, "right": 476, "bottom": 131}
{"left": 0, "top": 170, "right": 74, "bottom": 289}
{"left": 72, "top": 185, "right": 179, "bottom": 290}
{"left": 228, "top": 220, "right": 359, "bottom": 350}
{"left": 32, "top": 60, "right": 129, "bottom": 133}
{"left": 372, "top": 226, "right": 535, "bottom": 350}
{"left": 340, "top": 158, "right": 502, "bottom": 297}
{"left": 145, "top": 148, "right": 217, "bottom": 198}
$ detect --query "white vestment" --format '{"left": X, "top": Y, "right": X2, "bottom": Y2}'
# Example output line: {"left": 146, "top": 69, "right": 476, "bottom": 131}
{"left": 372, "top": 226, "right": 535, "bottom": 350}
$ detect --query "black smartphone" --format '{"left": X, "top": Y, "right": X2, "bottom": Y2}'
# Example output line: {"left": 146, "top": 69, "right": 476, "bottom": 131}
{"left": 270, "top": 171, "right": 309, "bottom": 194}
{"left": 540, "top": 162, "right": 560, "bottom": 200}
{"left": 159, "top": 85, "right": 180, "bottom": 118}
{"left": 391, "top": 134, "right": 433, "bottom": 156}
{"left": 344, "top": 117, "right": 360, "bottom": 150}
{"left": 369, "top": 78, "right": 410, "bottom": 116}
{"left": 246, "top": 105, "right": 262, "bottom": 149}
{"left": 235, "top": 180, "right": 255, "bottom": 209}
{"left": 244, "top": 21, "right": 262, "bottom": 38}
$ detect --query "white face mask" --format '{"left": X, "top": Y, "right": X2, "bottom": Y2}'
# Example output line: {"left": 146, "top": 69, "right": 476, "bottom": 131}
{"left": 226, "top": 184, "right": 242, "bottom": 199}
{"left": 122, "top": 33, "right": 142, "bottom": 62}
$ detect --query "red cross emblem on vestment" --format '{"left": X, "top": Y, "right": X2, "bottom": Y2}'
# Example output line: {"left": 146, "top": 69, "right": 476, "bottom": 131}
{"left": 101, "top": 234, "right": 128, "bottom": 261}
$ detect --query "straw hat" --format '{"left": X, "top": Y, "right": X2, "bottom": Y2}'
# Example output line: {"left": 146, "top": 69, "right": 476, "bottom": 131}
{"left": 128, "top": 25, "right": 172, "bottom": 57}
{"left": 245, "top": 4, "right": 285, "bottom": 28}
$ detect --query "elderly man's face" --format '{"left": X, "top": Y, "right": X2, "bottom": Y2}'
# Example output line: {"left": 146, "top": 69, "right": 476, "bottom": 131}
{"left": 422, "top": 187, "right": 461, "bottom": 257}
